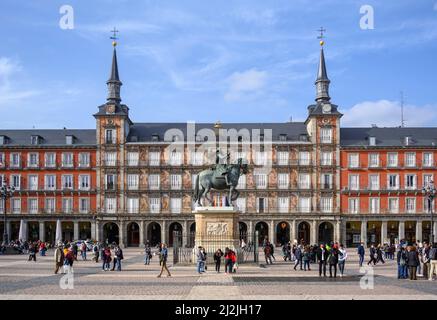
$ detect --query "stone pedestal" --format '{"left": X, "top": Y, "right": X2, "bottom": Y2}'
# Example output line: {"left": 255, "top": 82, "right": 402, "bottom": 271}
{"left": 193, "top": 206, "right": 240, "bottom": 254}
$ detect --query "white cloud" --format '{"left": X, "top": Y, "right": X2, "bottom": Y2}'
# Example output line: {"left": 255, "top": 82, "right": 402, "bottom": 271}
{"left": 342, "top": 100, "right": 437, "bottom": 127}
{"left": 225, "top": 68, "right": 267, "bottom": 102}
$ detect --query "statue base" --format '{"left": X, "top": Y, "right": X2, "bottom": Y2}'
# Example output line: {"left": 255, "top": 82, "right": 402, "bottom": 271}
{"left": 193, "top": 206, "right": 240, "bottom": 256}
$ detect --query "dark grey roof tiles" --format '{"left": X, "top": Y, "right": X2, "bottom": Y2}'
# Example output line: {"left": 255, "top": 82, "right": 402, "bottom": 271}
{"left": 0, "top": 129, "right": 96, "bottom": 147}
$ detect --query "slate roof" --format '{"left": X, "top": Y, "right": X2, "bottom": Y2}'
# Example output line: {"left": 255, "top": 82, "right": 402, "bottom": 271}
{"left": 0, "top": 129, "right": 96, "bottom": 147}
{"left": 340, "top": 127, "right": 437, "bottom": 147}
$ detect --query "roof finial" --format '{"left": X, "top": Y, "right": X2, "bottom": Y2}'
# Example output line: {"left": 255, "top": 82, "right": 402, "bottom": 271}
{"left": 317, "top": 27, "right": 326, "bottom": 47}
{"left": 110, "top": 27, "right": 119, "bottom": 47}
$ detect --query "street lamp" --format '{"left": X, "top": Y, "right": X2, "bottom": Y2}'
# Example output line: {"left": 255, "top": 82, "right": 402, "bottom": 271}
{"left": 1, "top": 180, "right": 16, "bottom": 244}
{"left": 422, "top": 180, "right": 436, "bottom": 244}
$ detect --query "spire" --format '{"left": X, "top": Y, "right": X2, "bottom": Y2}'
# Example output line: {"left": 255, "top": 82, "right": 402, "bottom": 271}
{"left": 315, "top": 28, "right": 330, "bottom": 103}
{"left": 107, "top": 28, "right": 122, "bottom": 104}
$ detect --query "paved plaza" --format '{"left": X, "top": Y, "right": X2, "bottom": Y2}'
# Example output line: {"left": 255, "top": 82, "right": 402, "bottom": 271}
{"left": 0, "top": 249, "right": 436, "bottom": 300}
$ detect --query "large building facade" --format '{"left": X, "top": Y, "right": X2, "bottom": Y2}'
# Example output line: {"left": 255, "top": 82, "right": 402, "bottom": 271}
{"left": 1, "top": 42, "right": 436, "bottom": 247}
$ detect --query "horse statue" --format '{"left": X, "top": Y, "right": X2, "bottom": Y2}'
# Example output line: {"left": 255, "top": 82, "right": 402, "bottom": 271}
{"left": 193, "top": 158, "right": 248, "bottom": 207}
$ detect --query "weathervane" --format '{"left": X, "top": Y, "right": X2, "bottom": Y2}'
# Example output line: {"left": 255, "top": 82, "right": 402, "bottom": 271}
{"left": 110, "top": 27, "right": 119, "bottom": 47}
{"left": 317, "top": 27, "right": 326, "bottom": 46}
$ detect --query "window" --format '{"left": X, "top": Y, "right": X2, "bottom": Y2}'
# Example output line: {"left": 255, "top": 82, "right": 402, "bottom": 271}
{"left": 369, "top": 153, "right": 379, "bottom": 167}
{"left": 321, "top": 174, "right": 332, "bottom": 189}
{"left": 62, "top": 175, "right": 73, "bottom": 189}
{"left": 0, "top": 153, "right": 4, "bottom": 167}
{"left": 424, "top": 174, "right": 434, "bottom": 187}
{"left": 105, "top": 129, "right": 116, "bottom": 144}
{"left": 105, "top": 198, "right": 116, "bottom": 213}
{"left": 150, "top": 198, "right": 160, "bottom": 213}
{"left": 79, "top": 198, "right": 89, "bottom": 213}
{"left": 127, "top": 198, "right": 139, "bottom": 213}
{"left": 320, "top": 128, "right": 332, "bottom": 143}
{"left": 191, "top": 152, "right": 203, "bottom": 165}
{"left": 12, "top": 198, "right": 21, "bottom": 214}
{"left": 369, "top": 136, "right": 376, "bottom": 146}
{"left": 105, "top": 174, "right": 116, "bottom": 190}
{"left": 424, "top": 197, "right": 436, "bottom": 213}
{"left": 348, "top": 153, "right": 359, "bottom": 168}
{"left": 299, "top": 197, "right": 311, "bottom": 212}
{"left": 279, "top": 134, "right": 287, "bottom": 141}
{"left": 45, "top": 153, "right": 56, "bottom": 168}
{"left": 298, "top": 173, "right": 310, "bottom": 189}
{"left": 255, "top": 152, "right": 267, "bottom": 165}
{"left": 169, "top": 151, "right": 182, "bottom": 166}
{"left": 104, "top": 152, "right": 116, "bottom": 166}
{"left": 278, "top": 197, "right": 289, "bottom": 213}
{"left": 277, "top": 151, "right": 289, "bottom": 165}
{"left": 170, "top": 174, "right": 182, "bottom": 190}
{"left": 28, "top": 175, "right": 38, "bottom": 191}
{"left": 256, "top": 197, "right": 267, "bottom": 213}
{"left": 369, "top": 175, "right": 379, "bottom": 190}
{"left": 127, "top": 152, "right": 139, "bottom": 166}
{"left": 320, "top": 197, "right": 332, "bottom": 213}
{"left": 369, "top": 198, "right": 380, "bottom": 214}
{"left": 388, "top": 198, "right": 399, "bottom": 213}
{"left": 62, "top": 198, "right": 73, "bottom": 213}
{"left": 423, "top": 152, "right": 433, "bottom": 167}
{"left": 321, "top": 152, "right": 332, "bottom": 166}
{"left": 79, "top": 153, "right": 90, "bottom": 167}
{"left": 127, "top": 174, "right": 139, "bottom": 190}
{"left": 28, "top": 199, "right": 38, "bottom": 214}
{"left": 277, "top": 173, "right": 289, "bottom": 189}
{"left": 149, "top": 152, "right": 160, "bottom": 166}
{"left": 45, "top": 198, "right": 55, "bottom": 213}
{"left": 405, "top": 153, "right": 416, "bottom": 167}
{"left": 191, "top": 174, "right": 198, "bottom": 190}
{"left": 11, "top": 175, "right": 21, "bottom": 190}
{"left": 349, "top": 198, "right": 359, "bottom": 214}
{"left": 10, "top": 153, "right": 20, "bottom": 168}
{"left": 62, "top": 153, "right": 73, "bottom": 167}
{"left": 79, "top": 175, "right": 90, "bottom": 190}
{"left": 44, "top": 175, "right": 56, "bottom": 190}
{"left": 405, "top": 174, "right": 416, "bottom": 190}
{"left": 404, "top": 136, "right": 412, "bottom": 146}
{"left": 171, "top": 198, "right": 182, "bottom": 213}
{"left": 30, "top": 135, "right": 39, "bottom": 145}
{"left": 28, "top": 153, "right": 39, "bottom": 168}
{"left": 254, "top": 173, "right": 267, "bottom": 189}
{"left": 148, "top": 174, "right": 160, "bottom": 190}
{"left": 349, "top": 174, "right": 359, "bottom": 190}
{"left": 236, "top": 198, "right": 246, "bottom": 213}
{"left": 237, "top": 175, "right": 246, "bottom": 189}
{"left": 66, "top": 135, "right": 74, "bottom": 145}
{"left": 298, "top": 151, "right": 310, "bottom": 165}
{"left": 387, "top": 153, "right": 398, "bottom": 167}
{"left": 406, "top": 198, "right": 416, "bottom": 213}
{"left": 388, "top": 174, "right": 399, "bottom": 190}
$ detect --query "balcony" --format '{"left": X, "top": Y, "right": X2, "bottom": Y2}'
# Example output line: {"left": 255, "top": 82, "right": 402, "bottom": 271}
{"left": 102, "top": 160, "right": 119, "bottom": 167}
{"left": 61, "top": 163, "right": 74, "bottom": 169}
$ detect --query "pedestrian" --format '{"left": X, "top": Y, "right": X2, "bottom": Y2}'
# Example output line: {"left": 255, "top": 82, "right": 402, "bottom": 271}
{"left": 417, "top": 241, "right": 423, "bottom": 276}
{"left": 316, "top": 244, "right": 327, "bottom": 277}
{"left": 264, "top": 242, "right": 273, "bottom": 265}
{"left": 269, "top": 242, "right": 276, "bottom": 261}
{"left": 81, "top": 242, "right": 87, "bottom": 260}
{"left": 113, "top": 245, "right": 123, "bottom": 271}
{"left": 422, "top": 242, "right": 430, "bottom": 278}
{"left": 39, "top": 242, "right": 46, "bottom": 256}
{"left": 328, "top": 244, "right": 339, "bottom": 278}
{"left": 93, "top": 242, "right": 100, "bottom": 262}
{"left": 406, "top": 245, "right": 420, "bottom": 280}
{"left": 428, "top": 243, "right": 437, "bottom": 281}
{"left": 54, "top": 242, "right": 64, "bottom": 274}
{"left": 397, "top": 246, "right": 408, "bottom": 279}
{"left": 72, "top": 242, "right": 78, "bottom": 261}
{"left": 144, "top": 242, "right": 152, "bottom": 265}
{"left": 65, "top": 247, "right": 75, "bottom": 273}
{"left": 102, "top": 246, "right": 111, "bottom": 271}
{"left": 376, "top": 244, "right": 385, "bottom": 264}
{"left": 367, "top": 244, "right": 377, "bottom": 266}
{"left": 157, "top": 243, "right": 171, "bottom": 277}
{"left": 196, "top": 246, "right": 206, "bottom": 274}
{"left": 303, "top": 246, "right": 311, "bottom": 271}
{"left": 224, "top": 247, "right": 235, "bottom": 274}
{"left": 338, "top": 244, "right": 347, "bottom": 277}
{"left": 357, "top": 242, "right": 365, "bottom": 267}
{"left": 28, "top": 243, "right": 37, "bottom": 262}
{"left": 214, "top": 249, "right": 223, "bottom": 273}
{"left": 294, "top": 245, "right": 303, "bottom": 270}
{"left": 231, "top": 249, "right": 237, "bottom": 273}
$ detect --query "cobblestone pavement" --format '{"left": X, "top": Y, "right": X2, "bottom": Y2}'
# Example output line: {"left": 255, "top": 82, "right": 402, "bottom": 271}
{"left": 0, "top": 249, "right": 436, "bottom": 300}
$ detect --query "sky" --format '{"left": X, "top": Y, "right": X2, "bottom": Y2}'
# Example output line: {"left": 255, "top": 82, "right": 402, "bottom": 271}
{"left": 1, "top": 0, "right": 437, "bottom": 129}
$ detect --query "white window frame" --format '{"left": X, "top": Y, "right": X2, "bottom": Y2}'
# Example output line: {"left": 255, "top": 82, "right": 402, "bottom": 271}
{"left": 405, "top": 198, "right": 416, "bottom": 213}
{"left": 387, "top": 153, "right": 398, "bottom": 167}
{"left": 369, "top": 174, "right": 379, "bottom": 191}
{"left": 321, "top": 152, "right": 332, "bottom": 166}
{"left": 387, "top": 174, "right": 399, "bottom": 190}
{"left": 349, "top": 174, "right": 360, "bottom": 190}
{"left": 277, "top": 173, "right": 289, "bottom": 189}
{"left": 62, "top": 175, "right": 73, "bottom": 190}
{"left": 28, "top": 175, "right": 39, "bottom": 191}
{"left": 78, "top": 153, "right": 90, "bottom": 168}
{"left": 149, "top": 152, "right": 160, "bottom": 166}
{"left": 11, "top": 198, "right": 21, "bottom": 214}
{"left": 320, "top": 197, "right": 332, "bottom": 213}
{"left": 277, "top": 151, "right": 289, "bottom": 165}
{"left": 45, "top": 198, "right": 56, "bottom": 214}
{"left": 148, "top": 174, "right": 160, "bottom": 190}
{"left": 405, "top": 152, "right": 416, "bottom": 167}
{"left": 170, "top": 198, "right": 182, "bottom": 214}
{"left": 320, "top": 128, "right": 332, "bottom": 144}
{"left": 298, "top": 173, "right": 310, "bottom": 189}
{"left": 62, "top": 153, "right": 74, "bottom": 168}
{"left": 388, "top": 198, "right": 399, "bottom": 213}
{"left": 170, "top": 174, "right": 182, "bottom": 190}
{"left": 62, "top": 198, "right": 73, "bottom": 214}
{"left": 348, "top": 198, "right": 359, "bottom": 214}
{"left": 105, "top": 198, "right": 116, "bottom": 213}
{"left": 27, "top": 153, "right": 39, "bottom": 168}
{"left": 127, "top": 198, "right": 139, "bottom": 214}
{"left": 369, "top": 198, "right": 380, "bottom": 214}
{"left": 10, "top": 153, "right": 20, "bottom": 168}
{"left": 348, "top": 153, "right": 359, "bottom": 168}
{"left": 79, "top": 198, "right": 90, "bottom": 213}
{"left": 45, "top": 153, "right": 56, "bottom": 168}
{"left": 127, "top": 152, "right": 139, "bottom": 166}
{"left": 236, "top": 197, "right": 246, "bottom": 213}
{"left": 423, "top": 152, "right": 433, "bottom": 167}
{"left": 254, "top": 173, "right": 267, "bottom": 189}
{"left": 299, "top": 197, "right": 311, "bottom": 213}
{"left": 28, "top": 198, "right": 38, "bottom": 214}
{"left": 44, "top": 175, "right": 56, "bottom": 190}
{"left": 150, "top": 198, "right": 160, "bottom": 213}
{"left": 278, "top": 197, "right": 289, "bottom": 213}
{"left": 369, "top": 153, "right": 379, "bottom": 168}
{"left": 11, "top": 174, "right": 21, "bottom": 190}
{"left": 405, "top": 174, "right": 416, "bottom": 190}
{"left": 79, "top": 175, "right": 90, "bottom": 191}
{"left": 127, "top": 174, "right": 139, "bottom": 191}
{"left": 298, "top": 151, "right": 310, "bottom": 165}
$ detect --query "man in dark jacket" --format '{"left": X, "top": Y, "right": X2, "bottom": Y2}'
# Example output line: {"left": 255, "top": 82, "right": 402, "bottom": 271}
{"left": 293, "top": 246, "right": 303, "bottom": 270}
{"left": 406, "top": 246, "right": 420, "bottom": 280}
{"left": 357, "top": 242, "right": 365, "bottom": 267}
{"left": 328, "top": 245, "right": 339, "bottom": 278}
{"left": 397, "top": 247, "right": 407, "bottom": 279}
{"left": 316, "top": 244, "right": 327, "bottom": 277}
{"left": 367, "top": 244, "right": 377, "bottom": 266}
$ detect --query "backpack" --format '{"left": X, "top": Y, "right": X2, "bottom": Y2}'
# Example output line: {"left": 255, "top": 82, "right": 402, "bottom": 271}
{"left": 430, "top": 248, "right": 437, "bottom": 260}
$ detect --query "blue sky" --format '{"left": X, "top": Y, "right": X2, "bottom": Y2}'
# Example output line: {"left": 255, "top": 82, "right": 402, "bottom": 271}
{"left": 1, "top": 0, "right": 437, "bottom": 129}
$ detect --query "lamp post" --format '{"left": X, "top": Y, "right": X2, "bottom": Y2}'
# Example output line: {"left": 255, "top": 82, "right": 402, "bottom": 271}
{"left": 1, "top": 181, "right": 16, "bottom": 244}
{"left": 422, "top": 180, "right": 436, "bottom": 244}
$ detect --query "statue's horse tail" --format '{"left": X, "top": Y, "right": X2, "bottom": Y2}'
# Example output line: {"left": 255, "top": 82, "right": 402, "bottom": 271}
{"left": 193, "top": 174, "right": 200, "bottom": 202}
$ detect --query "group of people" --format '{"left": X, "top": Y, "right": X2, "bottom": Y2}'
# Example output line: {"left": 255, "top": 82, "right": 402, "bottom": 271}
{"left": 396, "top": 241, "right": 437, "bottom": 281}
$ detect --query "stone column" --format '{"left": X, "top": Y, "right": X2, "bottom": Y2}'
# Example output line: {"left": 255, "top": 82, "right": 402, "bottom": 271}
{"left": 119, "top": 220, "right": 125, "bottom": 248}
{"left": 182, "top": 220, "right": 188, "bottom": 248}
{"left": 161, "top": 220, "right": 167, "bottom": 245}
{"left": 381, "top": 221, "right": 388, "bottom": 244}
{"left": 39, "top": 222, "right": 45, "bottom": 242}
{"left": 335, "top": 220, "right": 341, "bottom": 243}
{"left": 270, "top": 220, "right": 275, "bottom": 245}
{"left": 290, "top": 220, "right": 296, "bottom": 243}
{"left": 96, "top": 220, "right": 101, "bottom": 242}
{"left": 361, "top": 221, "right": 367, "bottom": 246}
{"left": 91, "top": 220, "right": 96, "bottom": 241}
{"left": 399, "top": 221, "right": 405, "bottom": 240}
{"left": 73, "top": 221, "right": 79, "bottom": 240}
{"left": 311, "top": 220, "right": 317, "bottom": 245}
{"left": 415, "top": 221, "right": 422, "bottom": 242}
{"left": 139, "top": 221, "right": 145, "bottom": 247}
{"left": 6, "top": 221, "right": 11, "bottom": 242}
{"left": 144, "top": 221, "right": 149, "bottom": 244}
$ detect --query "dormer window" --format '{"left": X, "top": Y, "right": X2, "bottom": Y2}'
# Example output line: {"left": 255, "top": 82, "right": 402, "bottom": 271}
{"left": 66, "top": 135, "right": 74, "bottom": 145}
{"left": 31, "top": 135, "right": 40, "bottom": 145}
{"left": 259, "top": 134, "right": 264, "bottom": 142}
{"left": 279, "top": 134, "right": 287, "bottom": 142}
{"left": 0, "top": 136, "right": 6, "bottom": 145}
{"left": 299, "top": 134, "right": 308, "bottom": 142}
{"left": 404, "top": 136, "right": 412, "bottom": 146}
{"left": 369, "top": 136, "right": 376, "bottom": 146}
{"left": 151, "top": 134, "right": 159, "bottom": 142}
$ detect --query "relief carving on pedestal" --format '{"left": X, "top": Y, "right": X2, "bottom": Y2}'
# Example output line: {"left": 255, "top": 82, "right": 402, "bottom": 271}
{"left": 206, "top": 222, "right": 228, "bottom": 236}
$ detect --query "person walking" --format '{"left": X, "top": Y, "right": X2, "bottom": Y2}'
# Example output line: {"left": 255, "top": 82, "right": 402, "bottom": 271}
{"left": 65, "top": 247, "right": 75, "bottom": 273}
{"left": 422, "top": 242, "right": 430, "bottom": 279}
{"left": 144, "top": 242, "right": 152, "bottom": 265}
{"left": 294, "top": 245, "right": 303, "bottom": 270}
{"left": 264, "top": 242, "right": 273, "bottom": 265}
{"left": 269, "top": 242, "right": 276, "bottom": 262}
{"left": 39, "top": 242, "right": 46, "bottom": 256}
{"left": 328, "top": 244, "right": 339, "bottom": 278}
{"left": 316, "top": 244, "right": 327, "bottom": 277}
{"left": 80, "top": 242, "right": 87, "bottom": 261}
{"left": 357, "top": 242, "right": 365, "bottom": 267}
{"left": 72, "top": 242, "right": 78, "bottom": 261}
{"left": 54, "top": 242, "right": 64, "bottom": 274}
{"left": 428, "top": 243, "right": 437, "bottom": 281}
{"left": 224, "top": 247, "right": 235, "bottom": 274}
{"left": 214, "top": 249, "right": 224, "bottom": 273}
{"left": 338, "top": 244, "right": 347, "bottom": 277}
{"left": 196, "top": 246, "right": 206, "bottom": 274}
{"left": 28, "top": 243, "right": 37, "bottom": 262}
{"left": 367, "top": 244, "right": 377, "bottom": 266}
{"left": 157, "top": 243, "right": 171, "bottom": 277}
{"left": 113, "top": 245, "right": 123, "bottom": 271}
{"left": 397, "top": 246, "right": 408, "bottom": 279}
{"left": 303, "top": 246, "right": 311, "bottom": 271}
{"left": 102, "top": 246, "right": 111, "bottom": 271}
{"left": 406, "top": 245, "right": 420, "bottom": 280}
{"left": 376, "top": 244, "right": 385, "bottom": 264}
{"left": 93, "top": 242, "right": 100, "bottom": 263}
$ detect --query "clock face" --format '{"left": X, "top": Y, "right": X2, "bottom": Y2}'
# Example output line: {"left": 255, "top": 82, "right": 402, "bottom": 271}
{"left": 322, "top": 103, "right": 331, "bottom": 113}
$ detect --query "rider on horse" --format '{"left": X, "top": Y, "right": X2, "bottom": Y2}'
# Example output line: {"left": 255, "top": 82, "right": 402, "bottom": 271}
{"left": 213, "top": 149, "right": 231, "bottom": 186}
